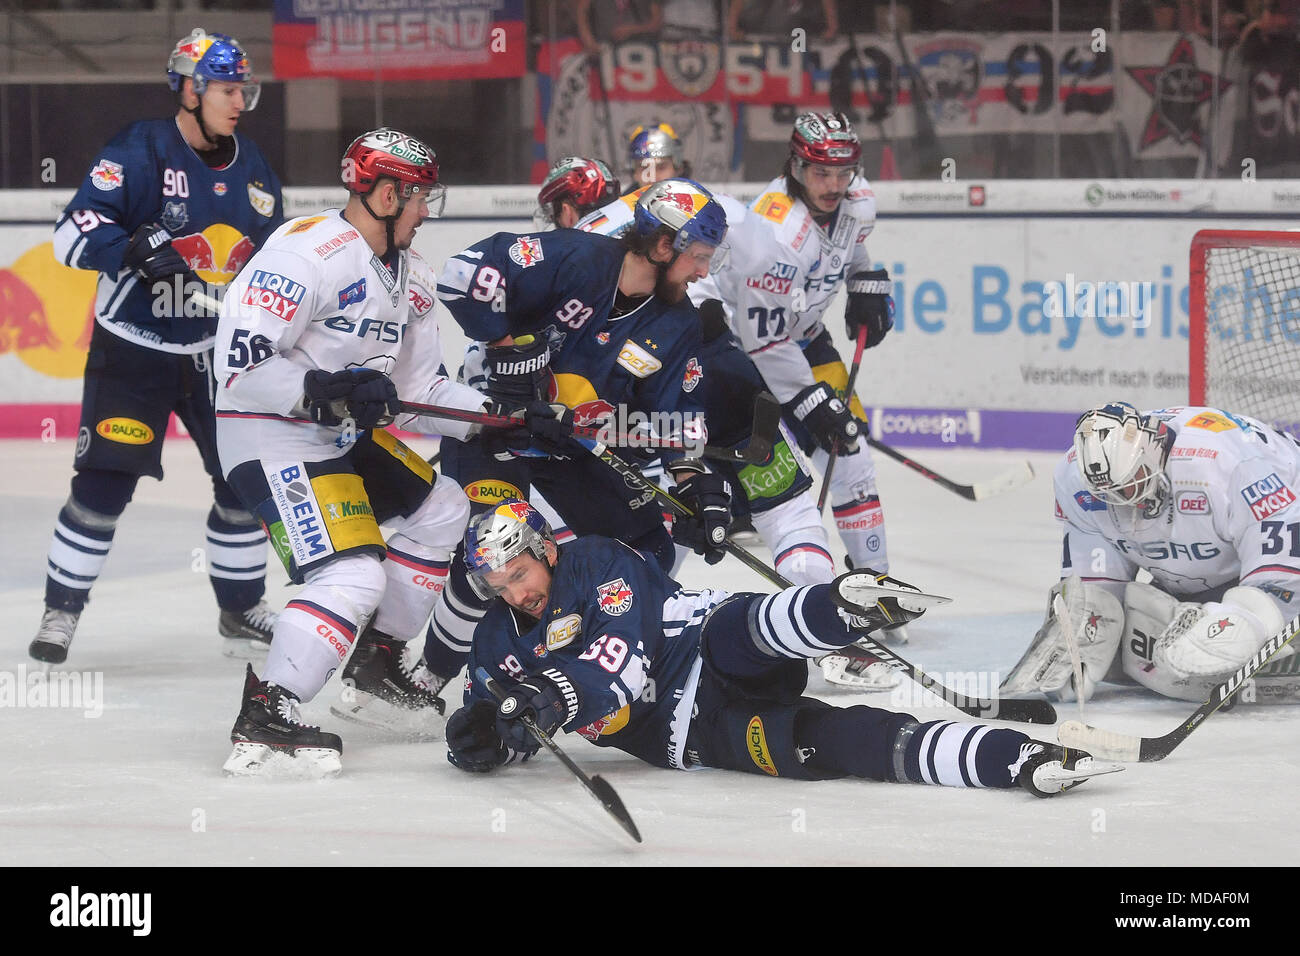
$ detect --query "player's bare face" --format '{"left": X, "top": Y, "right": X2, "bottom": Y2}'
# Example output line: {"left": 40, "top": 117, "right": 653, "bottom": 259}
{"left": 200, "top": 81, "right": 246, "bottom": 138}
{"left": 658, "top": 241, "right": 715, "bottom": 304}
{"left": 485, "top": 553, "right": 553, "bottom": 620}
{"left": 636, "top": 158, "right": 680, "bottom": 185}
{"left": 804, "top": 164, "right": 855, "bottom": 214}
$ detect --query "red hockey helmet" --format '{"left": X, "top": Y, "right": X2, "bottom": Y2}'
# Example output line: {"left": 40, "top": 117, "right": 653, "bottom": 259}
{"left": 789, "top": 111, "right": 862, "bottom": 169}
{"left": 537, "top": 156, "right": 621, "bottom": 219}
{"left": 341, "top": 128, "right": 445, "bottom": 214}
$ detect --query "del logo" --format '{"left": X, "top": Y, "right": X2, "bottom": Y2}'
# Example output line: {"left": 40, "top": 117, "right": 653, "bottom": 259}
{"left": 745, "top": 261, "right": 797, "bottom": 295}
{"left": 1054, "top": 499, "right": 1065, "bottom": 519}
{"left": 546, "top": 613, "right": 582, "bottom": 650}
{"left": 1074, "top": 490, "right": 1106, "bottom": 512}
{"left": 408, "top": 283, "right": 433, "bottom": 315}
{"left": 337, "top": 278, "right": 366, "bottom": 308}
{"left": 96, "top": 417, "right": 153, "bottom": 445}
{"left": 1241, "top": 473, "right": 1296, "bottom": 521}
{"left": 1176, "top": 491, "right": 1211, "bottom": 514}
{"left": 90, "top": 159, "right": 124, "bottom": 191}
{"left": 464, "top": 480, "right": 524, "bottom": 504}
{"left": 242, "top": 270, "right": 305, "bottom": 322}
{"left": 682, "top": 357, "right": 703, "bottom": 392}
{"left": 747, "top": 716, "right": 779, "bottom": 776}
{"left": 508, "top": 236, "right": 544, "bottom": 267}
{"left": 596, "top": 577, "right": 634, "bottom": 616}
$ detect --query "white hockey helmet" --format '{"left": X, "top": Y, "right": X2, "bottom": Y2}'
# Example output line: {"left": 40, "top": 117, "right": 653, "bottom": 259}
{"left": 1073, "top": 402, "right": 1170, "bottom": 509}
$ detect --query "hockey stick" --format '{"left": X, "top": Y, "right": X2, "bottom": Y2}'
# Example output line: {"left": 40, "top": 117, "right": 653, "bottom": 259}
{"left": 476, "top": 667, "right": 642, "bottom": 844}
{"left": 866, "top": 437, "right": 1035, "bottom": 502}
{"left": 817, "top": 323, "right": 869, "bottom": 515}
{"left": 1058, "top": 612, "right": 1300, "bottom": 762}
{"left": 397, "top": 393, "right": 781, "bottom": 466}
{"left": 587, "top": 441, "right": 1056, "bottom": 724}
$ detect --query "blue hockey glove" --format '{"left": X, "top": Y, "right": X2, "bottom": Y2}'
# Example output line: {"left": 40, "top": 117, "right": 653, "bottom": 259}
{"left": 844, "top": 268, "right": 894, "bottom": 349}
{"left": 303, "top": 368, "right": 399, "bottom": 429}
{"left": 446, "top": 700, "right": 509, "bottom": 773}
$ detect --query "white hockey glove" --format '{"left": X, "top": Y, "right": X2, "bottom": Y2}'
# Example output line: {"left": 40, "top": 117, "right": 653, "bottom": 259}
{"left": 1153, "top": 586, "right": 1285, "bottom": 679}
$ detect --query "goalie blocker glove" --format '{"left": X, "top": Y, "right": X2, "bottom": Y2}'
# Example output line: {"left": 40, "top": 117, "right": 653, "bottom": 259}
{"left": 669, "top": 458, "right": 733, "bottom": 564}
{"left": 303, "top": 367, "right": 399, "bottom": 429}
{"left": 788, "top": 381, "right": 859, "bottom": 454}
{"left": 844, "top": 268, "right": 894, "bottom": 348}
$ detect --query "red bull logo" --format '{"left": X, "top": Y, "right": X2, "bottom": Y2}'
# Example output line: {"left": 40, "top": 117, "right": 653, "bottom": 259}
{"left": 571, "top": 399, "right": 614, "bottom": 428}
{"left": 0, "top": 242, "right": 97, "bottom": 379}
{"left": 171, "top": 224, "right": 255, "bottom": 285}
{"left": 682, "top": 357, "right": 702, "bottom": 393}
{"left": 503, "top": 501, "right": 533, "bottom": 521}
{"left": 508, "top": 236, "right": 544, "bottom": 268}
{"left": 89, "top": 159, "right": 124, "bottom": 192}
{"left": 596, "top": 577, "right": 634, "bottom": 616}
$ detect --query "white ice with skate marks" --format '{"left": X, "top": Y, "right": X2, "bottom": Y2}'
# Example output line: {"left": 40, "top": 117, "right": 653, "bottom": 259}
{"left": 2, "top": 439, "right": 1297, "bottom": 865}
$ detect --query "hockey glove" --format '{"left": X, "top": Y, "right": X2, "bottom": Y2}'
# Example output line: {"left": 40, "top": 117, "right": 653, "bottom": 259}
{"left": 303, "top": 368, "right": 399, "bottom": 429}
{"left": 495, "top": 670, "right": 579, "bottom": 752}
{"left": 788, "top": 382, "right": 860, "bottom": 454}
{"left": 844, "top": 268, "right": 894, "bottom": 349}
{"left": 446, "top": 700, "right": 509, "bottom": 773}
{"left": 123, "top": 222, "right": 192, "bottom": 283}
{"left": 485, "top": 335, "right": 554, "bottom": 406}
{"left": 670, "top": 458, "right": 733, "bottom": 565}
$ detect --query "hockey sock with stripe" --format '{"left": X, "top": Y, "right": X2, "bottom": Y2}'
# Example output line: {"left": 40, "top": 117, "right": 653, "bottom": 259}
{"left": 206, "top": 504, "right": 267, "bottom": 612}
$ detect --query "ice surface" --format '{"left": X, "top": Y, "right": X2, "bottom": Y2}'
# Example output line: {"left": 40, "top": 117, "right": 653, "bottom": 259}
{"left": 2, "top": 438, "right": 1295, "bottom": 866}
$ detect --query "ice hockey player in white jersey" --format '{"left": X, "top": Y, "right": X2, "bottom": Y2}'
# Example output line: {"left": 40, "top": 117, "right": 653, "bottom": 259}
{"left": 1003, "top": 402, "right": 1300, "bottom": 704}
{"left": 213, "top": 128, "right": 490, "bottom": 775}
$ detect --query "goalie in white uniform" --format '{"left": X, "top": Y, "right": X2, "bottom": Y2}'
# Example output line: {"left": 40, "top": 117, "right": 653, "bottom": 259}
{"left": 1003, "top": 401, "right": 1300, "bottom": 704}
{"left": 213, "top": 129, "right": 491, "bottom": 775}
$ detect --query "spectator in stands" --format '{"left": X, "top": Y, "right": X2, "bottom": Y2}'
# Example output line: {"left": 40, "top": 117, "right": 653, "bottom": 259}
{"left": 577, "top": 0, "right": 664, "bottom": 54}
{"left": 729, "top": 0, "right": 839, "bottom": 41}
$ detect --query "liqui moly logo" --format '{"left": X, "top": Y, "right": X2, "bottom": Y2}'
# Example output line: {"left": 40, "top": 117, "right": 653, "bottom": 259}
{"left": 242, "top": 271, "right": 305, "bottom": 322}
{"left": 1241, "top": 473, "right": 1296, "bottom": 521}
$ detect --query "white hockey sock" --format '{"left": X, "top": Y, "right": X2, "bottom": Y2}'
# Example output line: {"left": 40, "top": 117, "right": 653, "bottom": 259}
{"left": 372, "top": 542, "right": 449, "bottom": 640}
{"left": 752, "top": 495, "right": 835, "bottom": 585}
{"left": 45, "top": 498, "right": 117, "bottom": 605}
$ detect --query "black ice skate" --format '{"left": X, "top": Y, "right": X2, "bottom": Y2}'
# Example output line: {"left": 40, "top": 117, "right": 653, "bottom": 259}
{"left": 224, "top": 665, "right": 342, "bottom": 777}
{"left": 330, "top": 627, "right": 448, "bottom": 738}
{"left": 29, "top": 606, "right": 82, "bottom": 667}
{"left": 218, "top": 599, "right": 276, "bottom": 659}
{"left": 1013, "top": 741, "right": 1123, "bottom": 797}
{"left": 830, "top": 569, "right": 951, "bottom": 632}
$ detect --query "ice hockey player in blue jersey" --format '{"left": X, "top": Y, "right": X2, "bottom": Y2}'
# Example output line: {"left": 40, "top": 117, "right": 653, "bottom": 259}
{"left": 31, "top": 29, "right": 284, "bottom": 666}
{"left": 445, "top": 500, "right": 1122, "bottom": 796}
{"left": 424, "top": 180, "right": 735, "bottom": 683}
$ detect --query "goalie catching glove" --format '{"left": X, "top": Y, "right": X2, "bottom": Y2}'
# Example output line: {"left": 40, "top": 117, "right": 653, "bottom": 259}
{"left": 788, "top": 382, "right": 859, "bottom": 454}
{"left": 303, "top": 368, "right": 399, "bottom": 429}
{"left": 844, "top": 267, "right": 894, "bottom": 349}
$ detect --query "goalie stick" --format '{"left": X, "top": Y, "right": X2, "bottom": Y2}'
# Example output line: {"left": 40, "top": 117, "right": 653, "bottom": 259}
{"left": 397, "top": 393, "right": 781, "bottom": 466}
{"left": 1058, "top": 612, "right": 1300, "bottom": 761}
{"left": 866, "top": 437, "right": 1035, "bottom": 501}
{"left": 587, "top": 442, "right": 1057, "bottom": 725}
{"left": 476, "top": 667, "right": 643, "bottom": 844}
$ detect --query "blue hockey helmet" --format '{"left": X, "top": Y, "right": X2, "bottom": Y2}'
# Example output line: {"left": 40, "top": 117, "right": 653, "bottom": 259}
{"left": 632, "top": 179, "right": 728, "bottom": 254}
{"left": 464, "top": 500, "right": 556, "bottom": 599}
{"left": 628, "top": 123, "right": 685, "bottom": 170}
{"left": 167, "top": 28, "right": 261, "bottom": 110}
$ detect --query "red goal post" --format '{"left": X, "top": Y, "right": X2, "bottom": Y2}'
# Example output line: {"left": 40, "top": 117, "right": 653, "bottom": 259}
{"left": 1189, "top": 228, "right": 1300, "bottom": 437}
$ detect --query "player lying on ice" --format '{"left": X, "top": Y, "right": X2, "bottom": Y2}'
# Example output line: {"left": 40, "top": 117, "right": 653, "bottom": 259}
{"left": 1003, "top": 401, "right": 1300, "bottom": 704}
{"left": 445, "top": 499, "right": 1122, "bottom": 797}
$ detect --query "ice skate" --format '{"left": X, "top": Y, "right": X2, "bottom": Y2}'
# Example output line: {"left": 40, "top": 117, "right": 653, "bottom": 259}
{"left": 831, "top": 569, "right": 950, "bottom": 631}
{"left": 1012, "top": 741, "right": 1123, "bottom": 797}
{"left": 219, "top": 599, "right": 276, "bottom": 659}
{"left": 29, "top": 607, "right": 82, "bottom": 668}
{"left": 224, "top": 665, "right": 342, "bottom": 778}
{"left": 330, "top": 627, "right": 448, "bottom": 738}
{"left": 817, "top": 640, "right": 899, "bottom": 690}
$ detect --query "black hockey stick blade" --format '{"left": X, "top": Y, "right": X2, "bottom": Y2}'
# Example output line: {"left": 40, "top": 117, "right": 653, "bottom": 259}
{"left": 1058, "top": 612, "right": 1300, "bottom": 761}
{"left": 477, "top": 668, "right": 643, "bottom": 843}
{"left": 706, "top": 391, "right": 782, "bottom": 466}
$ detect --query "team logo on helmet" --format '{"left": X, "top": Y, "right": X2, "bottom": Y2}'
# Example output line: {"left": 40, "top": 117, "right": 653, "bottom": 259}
{"left": 596, "top": 578, "right": 634, "bottom": 616}
{"left": 503, "top": 500, "right": 534, "bottom": 522}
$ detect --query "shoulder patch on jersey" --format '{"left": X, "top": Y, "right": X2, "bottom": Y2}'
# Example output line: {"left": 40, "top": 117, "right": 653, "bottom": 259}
{"left": 247, "top": 184, "right": 275, "bottom": 218}
{"left": 1186, "top": 411, "right": 1237, "bottom": 432}
{"left": 746, "top": 261, "right": 797, "bottom": 295}
{"left": 682, "top": 356, "right": 703, "bottom": 392}
{"left": 596, "top": 578, "right": 634, "bottom": 616}
{"left": 1176, "top": 491, "right": 1211, "bottom": 515}
{"left": 1074, "top": 490, "right": 1107, "bottom": 512}
{"left": 508, "top": 236, "right": 544, "bottom": 267}
{"left": 755, "top": 192, "right": 793, "bottom": 223}
{"left": 90, "top": 159, "right": 124, "bottom": 191}
{"left": 617, "top": 340, "right": 663, "bottom": 378}
{"left": 408, "top": 279, "right": 434, "bottom": 317}
{"left": 337, "top": 278, "right": 366, "bottom": 308}
{"left": 580, "top": 213, "right": 609, "bottom": 232}
{"left": 288, "top": 216, "right": 327, "bottom": 235}
{"left": 242, "top": 270, "right": 306, "bottom": 322}
{"left": 1241, "top": 473, "right": 1296, "bottom": 521}
{"left": 546, "top": 613, "right": 582, "bottom": 651}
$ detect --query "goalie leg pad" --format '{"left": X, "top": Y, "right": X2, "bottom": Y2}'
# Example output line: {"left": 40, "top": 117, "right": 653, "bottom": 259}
{"left": 999, "top": 578, "right": 1122, "bottom": 702}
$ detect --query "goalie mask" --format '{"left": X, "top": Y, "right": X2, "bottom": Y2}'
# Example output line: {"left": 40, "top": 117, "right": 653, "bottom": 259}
{"left": 1073, "top": 402, "right": 1172, "bottom": 512}
{"left": 464, "top": 499, "right": 556, "bottom": 601}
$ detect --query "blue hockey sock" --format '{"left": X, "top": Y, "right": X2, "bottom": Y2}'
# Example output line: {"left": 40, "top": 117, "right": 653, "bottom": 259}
{"left": 206, "top": 503, "right": 267, "bottom": 612}
{"left": 895, "top": 720, "right": 1031, "bottom": 789}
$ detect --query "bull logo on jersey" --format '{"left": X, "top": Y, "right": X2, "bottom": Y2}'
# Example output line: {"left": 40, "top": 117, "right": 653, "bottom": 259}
{"left": 682, "top": 357, "right": 702, "bottom": 393}
{"left": 89, "top": 159, "right": 124, "bottom": 192}
{"left": 596, "top": 578, "right": 634, "bottom": 616}
{"left": 172, "top": 224, "right": 255, "bottom": 286}
{"left": 508, "top": 237, "right": 544, "bottom": 268}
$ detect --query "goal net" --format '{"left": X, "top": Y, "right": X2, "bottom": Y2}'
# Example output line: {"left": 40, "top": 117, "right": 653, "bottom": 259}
{"left": 1189, "top": 229, "right": 1300, "bottom": 437}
